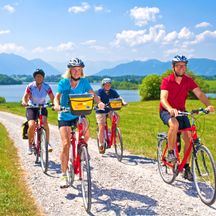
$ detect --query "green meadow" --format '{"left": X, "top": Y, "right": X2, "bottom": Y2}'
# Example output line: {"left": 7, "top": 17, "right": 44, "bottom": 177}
{"left": 0, "top": 100, "right": 216, "bottom": 160}
{"left": 0, "top": 123, "right": 43, "bottom": 215}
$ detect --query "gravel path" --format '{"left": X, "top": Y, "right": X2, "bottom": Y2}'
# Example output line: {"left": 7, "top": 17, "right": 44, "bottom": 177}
{"left": 0, "top": 111, "right": 216, "bottom": 216}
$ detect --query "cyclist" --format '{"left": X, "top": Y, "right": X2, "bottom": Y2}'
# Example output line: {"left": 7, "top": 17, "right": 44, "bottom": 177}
{"left": 160, "top": 55, "right": 214, "bottom": 181}
{"left": 53, "top": 58, "right": 104, "bottom": 188}
{"left": 22, "top": 69, "right": 54, "bottom": 155}
{"left": 96, "top": 78, "right": 127, "bottom": 154}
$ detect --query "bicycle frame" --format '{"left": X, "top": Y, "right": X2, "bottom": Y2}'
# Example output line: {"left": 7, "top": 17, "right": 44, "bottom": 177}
{"left": 70, "top": 116, "right": 87, "bottom": 177}
{"left": 162, "top": 111, "right": 202, "bottom": 173}
{"left": 104, "top": 110, "right": 118, "bottom": 148}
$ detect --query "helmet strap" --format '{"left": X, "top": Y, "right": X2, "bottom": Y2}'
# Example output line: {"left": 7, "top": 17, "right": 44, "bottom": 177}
{"left": 174, "top": 69, "right": 183, "bottom": 77}
{"left": 71, "top": 76, "right": 80, "bottom": 81}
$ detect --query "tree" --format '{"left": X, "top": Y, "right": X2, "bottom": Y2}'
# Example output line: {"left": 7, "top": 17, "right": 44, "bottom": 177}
{"left": 139, "top": 74, "right": 161, "bottom": 101}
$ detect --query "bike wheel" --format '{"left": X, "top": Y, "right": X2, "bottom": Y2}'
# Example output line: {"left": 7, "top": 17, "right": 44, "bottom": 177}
{"left": 80, "top": 145, "right": 91, "bottom": 212}
{"left": 39, "top": 128, "right": 48, "bottom": 173}
{"left": 67, "top": 158, "right": 74, "bottom": 186}
{"left": 192, "top": 145, "right": 216, "bottom": 205}
{"left": 157, "top": 138, "right": 177, "bottom": 184}
{"left": 114, "top": 127, "right": 123, "bottom": 162}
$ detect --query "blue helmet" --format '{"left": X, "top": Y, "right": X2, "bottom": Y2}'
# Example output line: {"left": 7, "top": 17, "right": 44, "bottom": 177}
{"left": 33, "top": 68, "right": 45, "bottom": 78}
{"left": 172, "top": 55, "right": 188, "bottom": 65}
{"left": 102, "top": 78, "right": 112, "bottom": 85}
{"left": 67, "top": 58, "right": 85, "bottom": 68}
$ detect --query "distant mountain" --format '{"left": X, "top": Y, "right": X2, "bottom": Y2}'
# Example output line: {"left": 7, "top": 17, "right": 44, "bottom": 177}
{"left": 0, "top": 53, "right": 60, "bottom": 75}
{"left": 95, "top": 58, "right": 216, "bottom": 77}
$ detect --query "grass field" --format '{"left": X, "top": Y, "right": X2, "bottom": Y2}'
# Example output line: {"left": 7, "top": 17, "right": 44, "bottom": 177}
{"left": 0, "top": 123, "right": 43, "bottom": 216}
{"left": 0, "top": 100, "right": 216, "bottom": 160}
{"left": 206, "top": 80, "right": 216, "bottom": 93}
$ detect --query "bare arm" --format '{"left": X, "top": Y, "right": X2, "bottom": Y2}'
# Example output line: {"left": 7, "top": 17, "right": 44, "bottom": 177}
{"left": 48, "top": 92, "right": 55, "bottom": 104}
{"left": 89, "top": 89, "right": 104, "bottom": 109}
{"left": 22, "top": 92, "right": 30, "bottom": 106}
{"left": 193, "top": 87, "right": 215, "bottom": 112}
{"left": 54, "top": 93, "right": 61, "bottom": 111}
{"left": 160, "top": 90, "right": 178, "bottom": 116}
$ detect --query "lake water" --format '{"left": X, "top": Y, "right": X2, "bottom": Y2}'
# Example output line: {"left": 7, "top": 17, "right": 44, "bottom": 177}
{"left": 0, "top": 83, "right": 215, "bottom": 103}
{"left": 0, "top": 83, "right": 141, "bottom": 102}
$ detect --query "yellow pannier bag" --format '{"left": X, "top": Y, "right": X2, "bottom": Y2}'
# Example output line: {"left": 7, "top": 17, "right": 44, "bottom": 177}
{"left": 109, "top": 98, "right": 122, "bottom": 110}
{"left": 69, "top": 93, "right": 94, "bottom": 116}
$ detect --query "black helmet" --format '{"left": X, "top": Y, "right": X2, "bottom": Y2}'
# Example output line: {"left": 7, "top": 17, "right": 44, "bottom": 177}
{"left": 67, "top": 58, "right": 85, "bottom": 68}
{"left": 33, "top": 69, "right": 45, "bottom": 78}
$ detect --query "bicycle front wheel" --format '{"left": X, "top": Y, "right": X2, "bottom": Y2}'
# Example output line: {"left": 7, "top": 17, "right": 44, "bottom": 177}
{"left": 192, "top": 145, "right": 216, "bottom": 205}
{"left": 157, "top": 138, "right": 177, "bottom": 184}
{"left": 114, "top": 127, "right": 123, "bottom": 162}
{"left": 80, "top": 145, "right": 91, "bottom": 212}
{"left": 39, "top": 128, "right": 48, "bottom": 173}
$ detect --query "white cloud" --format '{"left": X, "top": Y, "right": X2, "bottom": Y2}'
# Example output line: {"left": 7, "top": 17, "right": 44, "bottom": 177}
{"left": 113, "top": 25, "right": 166, "bottom": 47}
{"left": 81, "top": 40, "right": 97, "bottom": 46}
{"left": 163, "top": 31, "right": 178, "bottom": 43}
{"left": 178, "top": 27, "right": 193, "bottom": 40}
{"left": 0, "top": 43, "right": 24, "bottom": 52}
{"left": 94, "top": 6, "right": 104, "bottom": 12}
{"left": 191, "top": 30, "right": 216, "bottom": 44}
{"left": 3, "top": 4, "right": 15, "bottom": 13}
{"left": 130, "top": 7, "right": 160, "bottom": 26}
{"left": 33, "top": 42, "right": 76, "bottom": 53}
{"left": 195, "top": 22, "right": 211, "bottom": 28}
{"left": 0, "top": 29, "right": 10, "bottom": 35}
{"left": 68, "top": 2, "right": 90, "bottom": 13}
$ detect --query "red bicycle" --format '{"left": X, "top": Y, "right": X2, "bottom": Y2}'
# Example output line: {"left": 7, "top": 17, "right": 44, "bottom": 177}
{"left": 26, "top": 103, "right": 51, "bottom": 173}
{"left": 157, "top": 108, "right": 216, "bottom": 205}
{"left": 60, "top": 93, "right": 93, "bottom": 212}
{"left": 96, "top": 98, "right": 124, "bottom": 161}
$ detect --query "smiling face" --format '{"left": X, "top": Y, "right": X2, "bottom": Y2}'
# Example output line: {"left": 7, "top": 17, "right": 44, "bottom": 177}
{"left": 70, "top": 66, "right": 83, "bottom": 79}
{"left": 172, "top": 62, "right": 187, "bottom": 77}
{"left": 34, "top": 74, "right": 44, "bottom": 85}
{"left": 103, "top": 82, "right": 111, "bottom": 91}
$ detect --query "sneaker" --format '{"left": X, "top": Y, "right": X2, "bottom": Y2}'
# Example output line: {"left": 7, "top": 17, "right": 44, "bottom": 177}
{"left": 167, "top": 150, "right": 177, "bottom": 163}
{"left": 27, "top": 145, "right": 33, "bottom": 155}
{"left": 60, "top": 175, "right": 69, "bottom": 188}
{"left": 99, "top": 144, "right": 105, "bottom": 154}
{"left": 183, "top": 166, "right": 194, "bottom": 181}
{"left": 48, "top": 143, "right": 53, "bottom": 152}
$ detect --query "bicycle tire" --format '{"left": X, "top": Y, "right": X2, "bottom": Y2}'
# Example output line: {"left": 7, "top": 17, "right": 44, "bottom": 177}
{"left": 33, "top": 130, "right": 39, "bottom": 163}
{"left": 114, "top": 127, "right": 123, "bottom": 162}
{"left": 80, "top": 145, "right": 92, "bottom": 212}
{"left": 67, "top": 158, "right": 74, "bottom": 186}
{"left": 157, "top": 137, "right": 177, "bottom": 184}
{"left": 192, "top": 144, "right": 216, "bottom": 205}
{"left": 39, "top": 128, "right": 48, "bottom": 173}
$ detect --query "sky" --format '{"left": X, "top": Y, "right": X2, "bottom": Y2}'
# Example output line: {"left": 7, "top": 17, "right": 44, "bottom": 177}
{"left": 0, "top": 0, "right": 216, "bottom": 70}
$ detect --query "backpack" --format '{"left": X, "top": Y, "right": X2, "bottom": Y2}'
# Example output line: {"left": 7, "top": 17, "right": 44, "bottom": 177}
{"left": 22, "top": 121, "right": 29, "bottom": 139}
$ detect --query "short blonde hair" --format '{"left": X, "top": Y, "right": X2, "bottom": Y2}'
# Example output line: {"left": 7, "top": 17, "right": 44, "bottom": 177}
{"left": 62, "top": 68, "right": 84, "bottom": 78}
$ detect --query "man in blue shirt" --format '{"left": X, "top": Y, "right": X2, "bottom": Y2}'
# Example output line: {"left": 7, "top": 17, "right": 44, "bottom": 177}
{"left": 96, "top": 78, "right": 126, "bottom": 154}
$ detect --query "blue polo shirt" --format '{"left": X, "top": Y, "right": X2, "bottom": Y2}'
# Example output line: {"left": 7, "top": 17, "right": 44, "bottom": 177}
{"left": 96, "top": 88, "right": 119, "bottom": 114}
{"left": 57, "top": 78, "right": 93, "bottom": 121}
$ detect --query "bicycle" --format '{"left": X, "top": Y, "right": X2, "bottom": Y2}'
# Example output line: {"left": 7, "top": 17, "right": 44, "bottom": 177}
{"left": 26, "top": 103, "right": 52, "bottom": 173}
{"left": 60, "top": 93, "right": 93, "bottom": 212}
{"left": 157, "top": 108, "right": 216, "bottom": 205}
{"left": 95, "top": 98, "right": 124, "bottom": 162}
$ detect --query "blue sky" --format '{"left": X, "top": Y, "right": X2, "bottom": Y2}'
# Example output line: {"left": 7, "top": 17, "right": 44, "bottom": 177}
{"left": 0, "top": 0, "right": 216, "bottom": 68}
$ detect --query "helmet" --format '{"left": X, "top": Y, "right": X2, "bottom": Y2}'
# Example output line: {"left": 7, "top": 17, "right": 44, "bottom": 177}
{"left": 102, "top": 78, "right": 112, "bottom": 85}
{"left": 33, "top": 69, "right": 45, "bottom": 78}
{"left": 172, "top": 55, "right": 188, "bottom": 65}
{"left": 67, "top": 58, "right": 85, "bottom": 68}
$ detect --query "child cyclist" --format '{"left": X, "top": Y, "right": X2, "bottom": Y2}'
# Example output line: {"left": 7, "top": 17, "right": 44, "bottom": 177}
{"left": 96, "top": 78, "right": 127, "bottom": 154}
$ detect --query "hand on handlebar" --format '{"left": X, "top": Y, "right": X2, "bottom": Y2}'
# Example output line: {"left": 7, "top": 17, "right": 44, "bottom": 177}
{"left": 168, "top": 108, "right": 178, "bottom": 117}
{"left": 206, "top": 105, "right": 215, "bottom": 113}
{"left": 98, "top": 102, "right": 105, "bottom": 110}
{"left": 53, "top": 104, "right": 61, "bottom": 111}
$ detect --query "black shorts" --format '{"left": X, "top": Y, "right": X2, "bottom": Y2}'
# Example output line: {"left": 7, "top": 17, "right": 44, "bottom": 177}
{"left": 58, "top": 118, "right": 79, "bottom": 128}
{"left": 160, "top": 109, "right": 191, "bottom": 130}
{"left": 26, "top": 108, "right": 48, "bottom": 121}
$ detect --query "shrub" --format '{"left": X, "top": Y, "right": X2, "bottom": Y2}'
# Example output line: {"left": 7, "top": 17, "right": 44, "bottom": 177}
{"left": 0, "top": 96, "right": 6, "bottom": 103}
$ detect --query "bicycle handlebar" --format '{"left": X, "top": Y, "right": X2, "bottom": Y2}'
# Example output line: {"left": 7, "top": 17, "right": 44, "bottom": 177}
{"left": 25, "top": 103, "right": 53, "bottom": 109}
{"left": 178, "top": 108, "right": 210, "bottom": 116}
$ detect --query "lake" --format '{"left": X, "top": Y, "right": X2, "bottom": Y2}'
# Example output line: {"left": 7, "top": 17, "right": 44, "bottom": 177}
{"left": 0, "top": 83, "right": 141, "bottom": 102}
{"left": 1, "top": 83, "right": 215, "bottom": 103}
